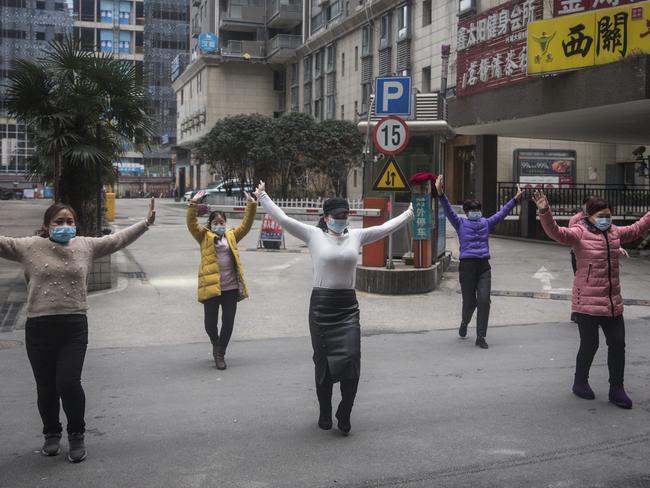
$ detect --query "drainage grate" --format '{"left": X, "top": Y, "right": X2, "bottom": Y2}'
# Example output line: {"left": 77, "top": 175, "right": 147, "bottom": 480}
{"left": 0, "top": 302, "right": 22, "bottom": 333}
{"left": 121, "top": 271, "right": 147, "bottom": 279}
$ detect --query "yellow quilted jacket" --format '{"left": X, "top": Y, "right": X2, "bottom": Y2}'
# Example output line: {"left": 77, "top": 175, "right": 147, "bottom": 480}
{"left": 186, "top": 201, "right": 257, "bottom": 303}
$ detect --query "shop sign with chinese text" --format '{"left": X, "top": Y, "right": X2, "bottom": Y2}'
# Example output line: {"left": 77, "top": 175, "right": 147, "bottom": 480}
{"left": 554, "top": 0, "right": 645, "bottom": 17}
{"left": 528, "top": 1, "right": 650, "bottom": 74}
{"left": 456, "top": 0, "right": 543, "bottom": 96}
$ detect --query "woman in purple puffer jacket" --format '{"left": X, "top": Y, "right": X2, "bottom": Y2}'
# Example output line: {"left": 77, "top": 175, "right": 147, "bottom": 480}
{"left": 534, "top": 191, "right": 650, "bottom": 409}
{"left": 436, "top": 176, "right": 523, "bottom": 349}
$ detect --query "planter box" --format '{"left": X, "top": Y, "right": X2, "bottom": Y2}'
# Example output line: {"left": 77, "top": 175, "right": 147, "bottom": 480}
{"left": 88, "top": 255, "right": 112, "bottom": 292}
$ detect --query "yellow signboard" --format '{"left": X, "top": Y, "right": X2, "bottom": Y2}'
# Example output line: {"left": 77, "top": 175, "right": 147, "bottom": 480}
{"left": 372, "top": 155, "right": 410, "bottom": 192}
{"left": 528, "top": 1, "right": 650, "bottom": 74}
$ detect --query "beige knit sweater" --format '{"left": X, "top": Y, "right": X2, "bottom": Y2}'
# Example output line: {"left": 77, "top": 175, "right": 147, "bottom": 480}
{"left": 0, "top": 221, "right": 149, "bottom": 318}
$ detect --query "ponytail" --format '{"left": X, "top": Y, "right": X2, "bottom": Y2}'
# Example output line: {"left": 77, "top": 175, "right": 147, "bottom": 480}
{"left": 317, "top": 216, "right": 328, "bottom": 232}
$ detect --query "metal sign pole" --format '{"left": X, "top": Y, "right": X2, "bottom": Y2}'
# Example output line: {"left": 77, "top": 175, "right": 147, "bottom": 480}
{"left": 387, "top": 192, "right": 394, "bottom": 269}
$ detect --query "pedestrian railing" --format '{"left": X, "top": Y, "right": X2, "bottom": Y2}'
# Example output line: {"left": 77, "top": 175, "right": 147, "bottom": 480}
{"left": 497, "top": 182, "right": 650, "bottom": 217}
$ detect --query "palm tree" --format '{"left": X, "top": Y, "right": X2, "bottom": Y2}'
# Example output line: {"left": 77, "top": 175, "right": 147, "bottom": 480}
{"left": 5, "top": 38, "right": 154, "bottom": 235}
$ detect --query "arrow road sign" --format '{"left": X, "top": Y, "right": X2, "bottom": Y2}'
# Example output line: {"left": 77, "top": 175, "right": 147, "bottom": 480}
{"left": 372, "top": 155, "right": 410, "bottom": 192}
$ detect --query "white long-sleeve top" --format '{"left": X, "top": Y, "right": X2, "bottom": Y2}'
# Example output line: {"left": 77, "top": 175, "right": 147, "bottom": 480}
{"left": 257, "top": 191, "right": 414, "bottom": 289}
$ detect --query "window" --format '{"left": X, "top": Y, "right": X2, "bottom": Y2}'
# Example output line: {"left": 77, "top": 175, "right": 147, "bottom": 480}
{"left": 325, "top": 45, "right": 335, "bottom": 73}
{"left": 54, "top": 2, "right": 66, "bottom": 11}
{"left": 54, "top": 33, "right": 64, "bottom": 42}
{"left": 355, "top": 46, "right": 359, "bottom": 70}
{"left": 361, "top": 25, "right": 371, "bottom": 57}
{"left": 273, "top": 70, "right": 286, "bottom": 91}
{"left": 379, "top": 14, "right": 390, "bottom": 49}
{"left": 422, "top": 66, "right": 431, "bottom": 93}
{"left": 341, "top": 53, "right": 345, "bottom": 77}
{"left": 303, "top": 56, "right": 312, "bottom": 82}
{"left": 35, "top": 32, "right": 46, "bottom": 41}
{"left": 5, "top": 0, "right": 26, "bottom": 6}
{"left": 291, "top": 63, "right": 299, "bottom": 86}
{"left": 36, "top": 1, "right": 45, "bottom": 8}
{"left": 360, "top": 82, "right": 371, "bottom": 114}
{"left": 314, "top": 51, "right": 322, "bottom": 77}
{"left": 354, "top": 101, "right": 358, "bottom": 119}
{"left": 422, "top": 0, "right": 431, "bottom": 27}
{"left": 2, "top": 30, "right": 27, "bottom": 40}
{"left": 340, "top": 104, "right": 344, "bottom": 120}
{"left": 326, "top": 95, "right": 335, "bottom": 119}
{"left": 181, "top": 89, "right": 184, "bottom": 105}
{"left": 397, "top": 4, "right": 409, "bottom": 41}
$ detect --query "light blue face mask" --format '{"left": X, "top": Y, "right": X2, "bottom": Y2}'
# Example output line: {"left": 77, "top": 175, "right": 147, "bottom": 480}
{"left": 467, "top": 211, "right": 482, "bottom": 221}
{"left": 50, "top": 226, "right": 77, "bottom": 243}
{"left": 326, "top": 218, "right": 348, "bottom": 234}
{"left": 211, "top": 225, "right": 226, "bottom": 235}
{"left": 594, "top": 217, "right": 611, "bottom": 231}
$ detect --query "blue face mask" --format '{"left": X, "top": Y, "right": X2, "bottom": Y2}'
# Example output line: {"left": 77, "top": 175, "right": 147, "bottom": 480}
{"left": 50, "top": 226, "right": 76, "bottom": 243}
{"left": 594, "top": 217, "right": 611, "bottom": 231}
{"left": 327, "top": 218, "right": 348, "bottom": 234}
{"left": 211, "top": 225, "right": 226, "bottom": 235}
{"left": 467, "top": 211, "right": 482, "bottom": 221}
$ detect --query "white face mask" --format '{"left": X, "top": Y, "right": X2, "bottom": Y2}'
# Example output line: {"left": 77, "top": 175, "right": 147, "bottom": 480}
{"left": 326, "top": 218, "right": 348, "bottom": 234}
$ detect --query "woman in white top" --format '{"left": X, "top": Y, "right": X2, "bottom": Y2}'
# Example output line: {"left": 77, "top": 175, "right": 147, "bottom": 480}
{"left": 254, "top": 181, "right": 413, "bottom": 435}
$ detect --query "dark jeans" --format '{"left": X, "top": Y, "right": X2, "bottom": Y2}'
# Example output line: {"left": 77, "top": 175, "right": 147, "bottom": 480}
{"left": 574, "top": 313, "right": 625, "bottom": 385}
{"left": 25, "top": 314, "right": 88, "bottom": 435}
{"left": 315, "top": 364, "right": 359, "bottom": 420}
{"left": 459, "top": 258, "right": 492, "bottom": 338}
{"left": 203, "top": 290, "right": 238, "bottom": 352}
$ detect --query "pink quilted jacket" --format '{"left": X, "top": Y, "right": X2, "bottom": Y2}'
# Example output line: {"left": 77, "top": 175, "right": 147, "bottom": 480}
{"left": 540, "top": 210, "right": 650, "bottom": 317}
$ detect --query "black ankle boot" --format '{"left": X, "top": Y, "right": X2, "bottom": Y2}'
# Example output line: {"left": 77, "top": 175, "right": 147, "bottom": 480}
{"left": 318, "top": 409, "right": 332, "bottom": 430}
{"left": 335, "top": 405, "right": 351, "bottom": 436}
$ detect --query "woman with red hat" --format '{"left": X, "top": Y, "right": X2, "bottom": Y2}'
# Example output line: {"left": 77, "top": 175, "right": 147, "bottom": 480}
{"left": 254, "top": 181, "right": 413, "bottom": 435}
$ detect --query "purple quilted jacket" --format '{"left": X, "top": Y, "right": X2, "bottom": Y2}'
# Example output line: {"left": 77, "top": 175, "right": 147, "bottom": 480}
{"left": 440, "top": 194, "right": 517, "bottom": 260}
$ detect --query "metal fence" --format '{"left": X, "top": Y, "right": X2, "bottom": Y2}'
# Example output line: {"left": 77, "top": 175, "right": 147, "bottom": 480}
{"left": 497, "top": 182, "right": 650, "bottom": 217}
{"left": 205, "top": 194, "right": 364, "bottom": 209}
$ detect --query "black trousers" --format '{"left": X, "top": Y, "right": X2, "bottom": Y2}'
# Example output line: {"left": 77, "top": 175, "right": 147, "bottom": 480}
{"left": 574, "top": 313, "right": 625, "bottom": 385}
{"left": 459, "top": 259, "right": 492, "bottom": 338}
{"left": 203, "top": 290, "right": 238, "bottom": 352}
{"left": 25, "top": 314, "right": 88, "bottom": 435}
{"left": 315, "top": 364, "right": 359, "bottom": 420}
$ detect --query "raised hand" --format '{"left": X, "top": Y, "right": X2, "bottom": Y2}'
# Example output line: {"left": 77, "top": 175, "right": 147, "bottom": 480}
{"left": 515, "top": 184, "right": 524, "bottom": 201}
{"left": 254, "top": 181, "right": 265, "bottom": 197}
{"left": 147, "top": 197, "right": 156, "bottom": 225}
{"left": 244, "top": 191, "right": 255, "bottom": 203}
{"left": 435, "top": 175, "right": 444, "bottom": 196}
{"left": 533, "top": 190, "right": 549, "bottom": 210}
{"left": 191, "top": 190, "right": 206, "bottom": 203}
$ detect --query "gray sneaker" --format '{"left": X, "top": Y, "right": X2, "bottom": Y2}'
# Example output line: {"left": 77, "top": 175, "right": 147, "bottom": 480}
{"left": 41, "top": 433, "right": 61, "bottom": 456}
{"left": 67, "top": 433, "right": 86, "bottom": 463}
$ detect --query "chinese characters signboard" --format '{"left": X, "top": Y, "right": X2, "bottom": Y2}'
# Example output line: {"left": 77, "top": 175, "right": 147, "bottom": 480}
{"left": 412, "top": 194, "right": 431, "bottom": 240}
{"left": 554, "top": 0, "right": 645, "bottom": 17}
{"left": 513, "top": 149, "right": 577, "bottom": 187}
{"left": 456, "top": 0, "right": 543, "bottom": 96}
{"left": 528, "top": 1, "right": 650, "bottom": 74}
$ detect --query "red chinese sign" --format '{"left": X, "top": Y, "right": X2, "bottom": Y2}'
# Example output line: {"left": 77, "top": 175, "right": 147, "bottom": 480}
{"left": 456, "top": 0, "right": 543, "bottom": 97}
{"left": 553, "top": 0, "right": 645, "bottom": 17}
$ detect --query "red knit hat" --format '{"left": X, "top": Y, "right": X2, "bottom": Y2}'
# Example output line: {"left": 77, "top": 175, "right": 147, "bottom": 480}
{"left": 409, "top": 172, "right": 439, "bottom": 197}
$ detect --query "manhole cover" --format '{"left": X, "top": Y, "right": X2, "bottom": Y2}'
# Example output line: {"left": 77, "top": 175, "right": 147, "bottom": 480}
{"left": 0, "top": 340, "right": 23, "bottom": 350}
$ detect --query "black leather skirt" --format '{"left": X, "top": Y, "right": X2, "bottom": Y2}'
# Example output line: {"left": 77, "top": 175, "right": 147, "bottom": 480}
{"left": 309, "top": 288, "right": 360, "bottom": 385}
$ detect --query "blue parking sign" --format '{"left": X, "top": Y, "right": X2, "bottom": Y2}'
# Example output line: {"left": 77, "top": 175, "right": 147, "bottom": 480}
{"left": 375, "top": 76, "right": 412, "bottom": 116}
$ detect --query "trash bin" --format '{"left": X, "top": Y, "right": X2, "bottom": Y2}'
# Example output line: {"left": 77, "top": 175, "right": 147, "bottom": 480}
{"left": 105, "top": 192, "right": 116, "bottom": 221}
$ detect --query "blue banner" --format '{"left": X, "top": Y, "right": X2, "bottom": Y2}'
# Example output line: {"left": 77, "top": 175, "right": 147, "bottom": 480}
{"left": 412, "top": 194, "right": 431, "bottom": 241}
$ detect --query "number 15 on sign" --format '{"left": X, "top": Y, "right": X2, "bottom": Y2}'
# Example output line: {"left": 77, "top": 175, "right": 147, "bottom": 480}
{"left": 373, "top": 116, "right": 410, "bottom": 155}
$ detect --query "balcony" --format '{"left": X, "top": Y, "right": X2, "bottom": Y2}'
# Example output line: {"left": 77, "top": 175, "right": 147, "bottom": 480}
{"left": 267, "top": 0, "right": 302, "bottom": 29}
{"left": 220, "top": 40, "right": 265, "bottom": 60}
{"left": 266, "top": 34, "right": 301, "bottom": 63}
{"left": 219, "top": 5, "right": 265, "bottom": 32}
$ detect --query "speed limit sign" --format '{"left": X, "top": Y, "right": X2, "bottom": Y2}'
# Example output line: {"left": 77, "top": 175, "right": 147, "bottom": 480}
{"left": 373, "top": 116, "right": 410, "bottom": 155}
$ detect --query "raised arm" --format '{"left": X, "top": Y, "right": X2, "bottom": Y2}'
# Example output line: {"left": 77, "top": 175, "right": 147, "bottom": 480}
{"left": 359, "top": 205, "right": 414, "bottom": 246}
{"left": 617, "top": 211, "right": 650, "bottom": 244}
{"left": 254, "top": 182, "right": 315, "bottom": 243}
{"left": 0, "top": 236, "right": 24, "bottom": 262}
{"left": 439, "top": 194, "right": 462, "bottom": 231}
{"left": 232, "top": 192, "right": 257, "bottom": 242}
{"left": 90, "top": 198, "right": 154, "bottom": 258}
{"left": 186, "top": 191, "right": 207, "bottom": 243}
{"left": 486, "top": 198, "right": 517, "bottom": 229}
{"left": 534, "top": 190, "right": 581, "bottom": 246}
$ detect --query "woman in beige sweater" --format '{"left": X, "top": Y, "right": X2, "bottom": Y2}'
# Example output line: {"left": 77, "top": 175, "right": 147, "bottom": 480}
{"left": 0, "top": 200, "right": 155, "bottom": 463}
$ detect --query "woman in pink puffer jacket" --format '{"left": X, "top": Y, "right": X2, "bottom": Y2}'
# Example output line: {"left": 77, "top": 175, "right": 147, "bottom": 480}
{"left": 534, "top": 191, "right": 650, "bottom": 409}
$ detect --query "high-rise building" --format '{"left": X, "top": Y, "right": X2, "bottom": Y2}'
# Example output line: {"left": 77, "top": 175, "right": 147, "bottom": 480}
{"left": 0, "top": 0, "right": 74, "bottom": 186}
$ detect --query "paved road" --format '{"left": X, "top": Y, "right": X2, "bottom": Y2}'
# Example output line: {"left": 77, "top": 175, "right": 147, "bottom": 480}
{"left": 1, "top": 198, "right": 649, "bottom": 487}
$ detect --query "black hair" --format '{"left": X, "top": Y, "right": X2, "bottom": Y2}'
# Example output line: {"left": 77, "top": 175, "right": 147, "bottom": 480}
{"left": 40, "top": 203, "right": 78, "bottom": 237}
{"left": 582, "top": 195, "right": 596, "bottom": 205}
{"left": 586, "top": 197, "right": 610, "bottom": 216}
{"left": 317, "top": 217, "right": 328, "bottom": 232}
{"left": 207, "top": 210, "right": 227, "bottom": 224}
{"left": 462, "top": 198, "right": 482, "bottom": 213}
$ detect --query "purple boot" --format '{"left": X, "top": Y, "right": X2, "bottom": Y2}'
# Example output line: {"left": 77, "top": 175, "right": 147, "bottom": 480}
{"left": 572, "top": 382, "right": 595, "bottom": 400}
{"left": 609, "top": 385, "right": 633, "bottom": 409}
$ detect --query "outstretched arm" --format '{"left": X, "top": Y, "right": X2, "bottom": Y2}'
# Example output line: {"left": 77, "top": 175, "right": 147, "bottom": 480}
{"left": 359, "top": 205, "right": 414, "bottom": 246}
{"left": 0, "top": 236, "right": 24, "bottom": 262}
{"left": 435, "top": 176, "right": 461, "bottom": 231}
{"left": 534, "top": 190, "right": 581, "bottom": 246}
{"left": 232, "top": 192, "right": 258, "bottom": 242}
{"left": 617, "top": 211, "right": 650, "bottom": 244}
{"left": 90, "top": 198, "right": 154, "bottom": 258}
{"left": 487, "top": 184, "right": 523, "bottom": 229}
{"left": 254, "top": 182, "right": 315, "bottom": 243}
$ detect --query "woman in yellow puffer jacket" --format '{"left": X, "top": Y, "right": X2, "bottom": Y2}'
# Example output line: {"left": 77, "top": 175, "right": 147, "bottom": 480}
{"left": 186, "top": 190, "right": 257, "bottom": 370}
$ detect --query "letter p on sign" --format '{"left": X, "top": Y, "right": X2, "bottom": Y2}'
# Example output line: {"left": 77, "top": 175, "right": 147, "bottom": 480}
{"left": 374, "top": 76, "right": 412, "bottom": 116}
